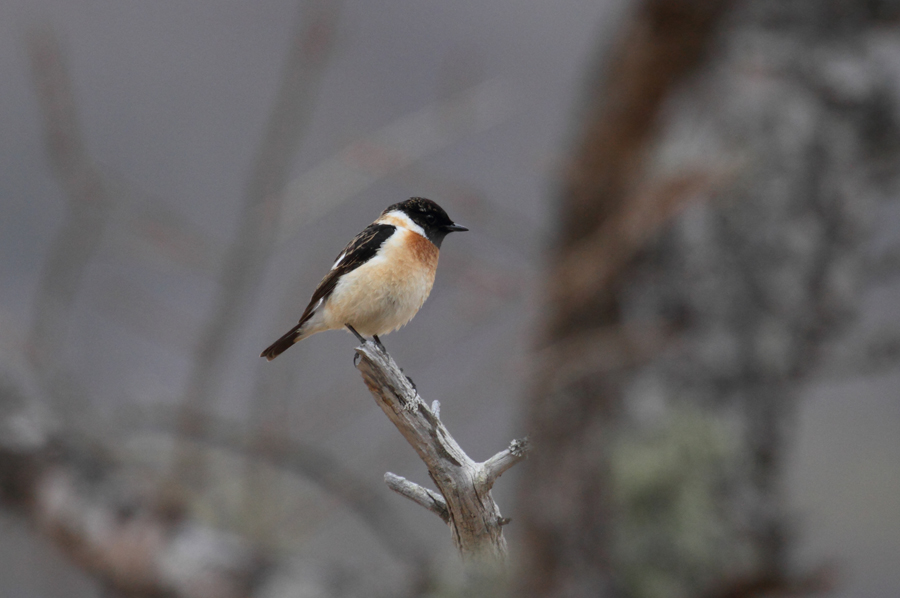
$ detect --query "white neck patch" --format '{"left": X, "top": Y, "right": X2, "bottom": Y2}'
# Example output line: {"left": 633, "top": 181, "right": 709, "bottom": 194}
{"left": 378, "top": 210, "right": 427, "bottom": 238}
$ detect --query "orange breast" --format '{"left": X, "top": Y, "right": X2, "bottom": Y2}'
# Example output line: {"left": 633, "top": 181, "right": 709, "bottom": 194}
{"left": 406, "top": 229, "right": 439, "bottom": 271}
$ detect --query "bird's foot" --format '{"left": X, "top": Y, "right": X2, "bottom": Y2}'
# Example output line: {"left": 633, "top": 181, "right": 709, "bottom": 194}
{"left": 372, "top": 335, "right": 387, "bottom": 353}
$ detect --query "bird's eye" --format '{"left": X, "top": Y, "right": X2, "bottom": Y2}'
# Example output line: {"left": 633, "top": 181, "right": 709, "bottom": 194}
{"left": 425, "top": 214, "right": 436, "bottom": 224}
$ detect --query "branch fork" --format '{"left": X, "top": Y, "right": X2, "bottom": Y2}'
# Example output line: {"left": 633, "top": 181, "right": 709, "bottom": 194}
{"left": 353, "top": 340, "right": 529, "bottom": 565}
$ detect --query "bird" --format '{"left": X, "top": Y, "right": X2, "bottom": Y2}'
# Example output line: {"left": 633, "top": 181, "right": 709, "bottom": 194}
{"left": 260, "top": 197, "right": 468, "bottom": 361}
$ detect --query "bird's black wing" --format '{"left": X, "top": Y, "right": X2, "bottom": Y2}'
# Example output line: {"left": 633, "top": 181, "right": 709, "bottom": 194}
{"left": 296, "top": 222, "right": 396, "bottom": 327}
{"left": 260, "top": 223, "right": 396, "bottom": 360}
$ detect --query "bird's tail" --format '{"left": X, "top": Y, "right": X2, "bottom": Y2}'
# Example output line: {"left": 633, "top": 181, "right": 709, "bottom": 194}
{"left": 260, "top": 323, "right": 304, "bottom": 361}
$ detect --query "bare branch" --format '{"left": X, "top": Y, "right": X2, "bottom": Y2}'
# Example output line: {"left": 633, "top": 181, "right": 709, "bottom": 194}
{"left": 354, "top": 341, "right": 527, "bottom": 567}
{"left": 384, "top": 472, "right": 450, "bottom": 523}
{"left": 478, "top": 438, "right": 530, "bottom": 494}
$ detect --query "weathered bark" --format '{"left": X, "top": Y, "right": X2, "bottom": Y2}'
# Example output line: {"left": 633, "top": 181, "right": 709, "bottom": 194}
{"left": 353, "top": 340, "right": 528, "bottom": 571}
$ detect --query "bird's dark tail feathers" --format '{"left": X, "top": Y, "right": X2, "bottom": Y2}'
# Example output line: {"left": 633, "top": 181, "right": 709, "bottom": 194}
{"left": 260, "top": 324, "right": 303, "bottom": 361}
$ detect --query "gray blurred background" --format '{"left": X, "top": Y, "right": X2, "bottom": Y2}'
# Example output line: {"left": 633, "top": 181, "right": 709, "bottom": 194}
{"left": 1, "top": 1, "right": 898, "bottom": 597}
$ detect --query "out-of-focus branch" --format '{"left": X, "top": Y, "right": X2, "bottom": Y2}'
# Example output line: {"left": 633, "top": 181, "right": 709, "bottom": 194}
{"left": 557, "top": 0, "right": 732, "bottom": 251}
{"left": 353, "top": 341, "right": 528, "bottom": 569}
{"left": 26, "top": 27, "right": 114, "bottom": 380}
{"left": 159, "top": 412, "right": 432, "bottom": 570}
{"left": 0, "top": 387, "right": 267, "bottom": 598}
{"left": 1, "top": 382, "right": 438, "bottom": 598}
{"left": 175, "top": 0, "right": 340, "bottom": 483}
{"left": 276, "top": 77, "right": 513, "bottom": 243}
{"left": 549, "top": 169, "right": 730, "bottom": 321}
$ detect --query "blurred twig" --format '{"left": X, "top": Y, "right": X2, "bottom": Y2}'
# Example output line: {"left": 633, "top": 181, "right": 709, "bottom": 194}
{"left": 275, "top": 76, "right": 514, "bottom": 243}
{"left": 106, "top": 184, "right": 220, "bottom": 276}
{"left": 174, "top": 0, "right": 340, "bottom": 487}
{"left": 0, "top": 386, "right": 268, "bottom": 598}
{"left": 26, "top": 26, "right": 114, "bottom": 394}
{"left": 549, "top": 168, "right": 731, "bottom": 322}
{"left": 152, "top": 410, "right": 433, "bottom": 571}
{"left": 0, "top": 378, "right": 437, "bottom": 598}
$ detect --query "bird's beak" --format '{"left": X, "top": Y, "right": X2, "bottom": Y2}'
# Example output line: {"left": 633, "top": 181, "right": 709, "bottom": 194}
{"left": 443, "top": 223, "right": 469, "bottom": 233}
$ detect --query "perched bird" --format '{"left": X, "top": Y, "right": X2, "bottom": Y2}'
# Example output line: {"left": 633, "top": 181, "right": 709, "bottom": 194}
{"left": 261, "top": 197, "right": 468, "bottom": 360}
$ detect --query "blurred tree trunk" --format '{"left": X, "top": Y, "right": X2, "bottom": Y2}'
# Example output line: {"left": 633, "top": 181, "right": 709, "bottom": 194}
{"left": 517, "top": 1, "right": 900, "bottom": 597}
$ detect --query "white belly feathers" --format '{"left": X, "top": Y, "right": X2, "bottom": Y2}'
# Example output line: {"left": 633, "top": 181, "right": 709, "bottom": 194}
{"left": 321, "top": 227, "right": 437, "bottom": 336}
